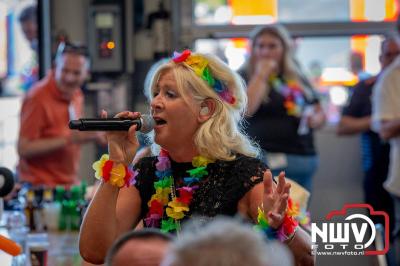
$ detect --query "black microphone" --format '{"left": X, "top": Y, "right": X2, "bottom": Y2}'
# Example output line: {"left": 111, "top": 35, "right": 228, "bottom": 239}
{"left": 69, "top": 114, "right": 155, "bottom": 133}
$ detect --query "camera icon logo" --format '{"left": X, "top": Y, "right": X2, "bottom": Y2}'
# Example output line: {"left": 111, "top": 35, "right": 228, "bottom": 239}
{"left": 311, "top": 203, "right": 389, "bottom": 256}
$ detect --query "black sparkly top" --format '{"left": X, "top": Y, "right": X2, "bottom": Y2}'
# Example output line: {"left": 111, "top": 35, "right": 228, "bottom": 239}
{"left": 134, "top": 154, "right": 268, "bottom": 227}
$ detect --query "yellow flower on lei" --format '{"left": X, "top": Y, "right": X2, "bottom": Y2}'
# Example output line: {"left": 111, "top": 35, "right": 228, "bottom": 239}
{"left": 287, "top": 79, "right": 298, "bottom": 88}
{"left": 109, "top": 163, "right": 126, "bottom": 187}
{"left": 287, "top": 201, "right": 300, "bottom": 217}
{"left": 192, "top": 155, "right": 214, "bottom": 168}
{"left": 92, "top": 154, "right": 109, "bottom": 180}
{"left": 149, "top": 187, "right": 171, "bottom": 206}
{"left": 166, "top": 199, "right": 189, "bottom": 220}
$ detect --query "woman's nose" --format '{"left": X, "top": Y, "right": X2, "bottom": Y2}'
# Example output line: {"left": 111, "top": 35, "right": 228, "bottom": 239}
{"left": 150, "top": 95, "right": 162, "bottom": 111}
{"left": 259, "top": 47, "right": 271, "bottom": 57}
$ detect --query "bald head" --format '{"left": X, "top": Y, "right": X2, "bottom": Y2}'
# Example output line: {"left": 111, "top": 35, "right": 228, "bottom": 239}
{"left": 379, "top": 36, "right": 400, "bottom": 69}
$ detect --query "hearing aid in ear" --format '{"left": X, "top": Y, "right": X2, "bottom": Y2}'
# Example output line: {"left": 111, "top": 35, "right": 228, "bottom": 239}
{"left": 200, "top": 107, "right": 209, "bottom": 116}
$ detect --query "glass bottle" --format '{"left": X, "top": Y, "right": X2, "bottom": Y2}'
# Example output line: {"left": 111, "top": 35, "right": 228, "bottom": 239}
{"left": 42, "top": 188, "right": 61, "bottom": 231}
{"left": 55, "top": 186, "right": 67, "bottom": 231}
{"left": 24, "top": 190, "right": 37, "bottom": 231}
{"left": 69, "top": 186, "right": 81, "bottom": 231}
{"left": 7, "top": 210, "right": 30, "bottom": 266}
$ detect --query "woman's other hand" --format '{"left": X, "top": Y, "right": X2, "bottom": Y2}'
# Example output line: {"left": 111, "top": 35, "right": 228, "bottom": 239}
{"left": 101, "top": 110, "right": 140, "bottom": 165}
{"left": 262, "top": 170, "right": 291, "bottom": 229}
{"left": 307, "top": 103, "right": 326, "bottom": 129}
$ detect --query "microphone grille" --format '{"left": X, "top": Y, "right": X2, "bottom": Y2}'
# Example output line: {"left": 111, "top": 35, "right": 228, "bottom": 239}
{"left": 140, "top": 114, "right": 155, "bottom": 133}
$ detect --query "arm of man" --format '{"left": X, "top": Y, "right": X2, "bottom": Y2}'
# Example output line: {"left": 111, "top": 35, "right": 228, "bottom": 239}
{"left": 337, "top": 81, "right": 371, "bottom": 135}
{"left": 371, "top": 64, "right": 400, "bottom": 138}
{"left": 337, "top": 116, "right": 371, "bottom": 135}
{"left": 18, "top": 136, "right": 69, "bottom": 158}
{"left": 380, "top": 118, "right": 400, "bottom": 140}
{"left": 18, "top": 97, "right": 69, "bottom": 158}
{"left": 18, "top": 89, "right": 106, "bottom": 158}
{"left": 18, "top": 131, "right": 103, "bottom": 159}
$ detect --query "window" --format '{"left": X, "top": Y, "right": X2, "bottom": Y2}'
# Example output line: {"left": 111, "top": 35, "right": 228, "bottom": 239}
{"left": 194, "top": 0, "right": 398, "bottom": 25}
{"left": 194, "top": 34, "right": 383, "bottom": 124}
{"left": 0, "top": 98, "right": 22, "bottom": 170}
{"left": 0, "top": 0, "right": 38, "bottom": 171}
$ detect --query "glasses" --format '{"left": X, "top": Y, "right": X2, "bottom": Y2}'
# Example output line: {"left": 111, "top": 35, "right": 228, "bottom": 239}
{"left": 56, "top": 42, "right": 89, "bottom": 58}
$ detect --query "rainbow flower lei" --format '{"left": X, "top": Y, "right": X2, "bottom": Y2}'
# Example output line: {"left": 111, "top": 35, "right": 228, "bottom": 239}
{"left": 269, "top": 75, "right": 306, "bottom": 117}
{"left": 172, "top": 49, "right": 236, "bottom": 105}
{"left": 288, "top": 197, "right": 311, "bottom": 226}
{"left": 255, "top": 198, "right": 299, "bottom": 241}
{"left": 145, "top": 149, "right": 214, "bottom": 233}
{"left": 92, "top": 154, "right": 138, "bottom": 188}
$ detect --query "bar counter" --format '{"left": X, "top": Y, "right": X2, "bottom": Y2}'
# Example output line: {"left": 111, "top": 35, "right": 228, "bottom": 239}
{"left": 0, "top": 229, "right": 86, "bottom": 266}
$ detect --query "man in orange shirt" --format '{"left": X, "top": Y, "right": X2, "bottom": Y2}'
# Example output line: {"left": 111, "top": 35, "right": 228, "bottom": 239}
{"left": 17, "top": 43, "right": 104, "bottom": 187}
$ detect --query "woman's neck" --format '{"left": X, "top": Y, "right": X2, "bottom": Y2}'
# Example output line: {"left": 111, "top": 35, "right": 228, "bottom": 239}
{"left": 164, "top": 145, "right": 198, "bottom": 163}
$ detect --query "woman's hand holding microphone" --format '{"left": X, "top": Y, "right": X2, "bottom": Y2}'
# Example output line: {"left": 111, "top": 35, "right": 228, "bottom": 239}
{"left": 101, "top": 110, "right": 140, "bottom": 166}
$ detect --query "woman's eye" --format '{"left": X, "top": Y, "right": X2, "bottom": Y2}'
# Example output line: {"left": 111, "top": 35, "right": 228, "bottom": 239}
{"left": 152, "top": 91, "right": 159, "bottom": 97}
{"left": 166, "top": 91, "right": 176, "bottom": 98}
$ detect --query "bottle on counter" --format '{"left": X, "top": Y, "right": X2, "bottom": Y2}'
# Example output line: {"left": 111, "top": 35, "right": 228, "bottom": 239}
{"left": 7, "top": 210, "right": 31, "bottom": 266}
{"left": 69, "top": 186, "right": 81, "bottom": 231}
{"left": 33, "top": 187, "right": 45, "bottom": 232}
{"left": 24, "top": 190, "right": 38, "bottom": 232}
{"left": 41, "top": 188, "right": 61, "bottom": 231}
{"left": 55, "top": 186, "right": 68, "bottom": 231}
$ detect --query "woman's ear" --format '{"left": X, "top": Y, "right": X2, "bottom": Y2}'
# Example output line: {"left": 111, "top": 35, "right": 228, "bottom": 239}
{"left": 198, "top": 98, "right": 216, "bottom": 123}
{"left": 200, "top": 106, "right": 209, "bottom": 116}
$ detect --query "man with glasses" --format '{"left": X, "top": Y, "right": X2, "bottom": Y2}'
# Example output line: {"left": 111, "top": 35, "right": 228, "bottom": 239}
{"left": 17, "top": 42, "right": 105, "bottom": 188}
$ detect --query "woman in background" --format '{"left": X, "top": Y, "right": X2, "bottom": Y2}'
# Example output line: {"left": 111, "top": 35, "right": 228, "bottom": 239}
{"left": 240, "top": 24, "right": 325, "bottom": 193}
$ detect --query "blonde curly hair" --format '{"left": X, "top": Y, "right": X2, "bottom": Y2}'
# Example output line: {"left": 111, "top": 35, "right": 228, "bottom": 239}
{"left": 144, "top": 52, "right": 259, "bottom": 161}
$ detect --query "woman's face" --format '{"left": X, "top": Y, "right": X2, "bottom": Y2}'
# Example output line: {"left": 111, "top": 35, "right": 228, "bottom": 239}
{"left": 150, "top": 69, "right": 200, "bottom": 150}
{"left": 253, "top": 33, "right": 284, "bottom": 66}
